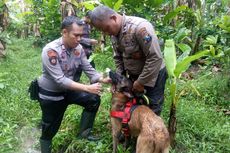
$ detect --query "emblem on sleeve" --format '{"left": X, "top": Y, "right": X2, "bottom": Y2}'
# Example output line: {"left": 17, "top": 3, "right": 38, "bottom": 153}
{"left": 139, "top": 27, "right": 152, "bottom": 44}
{"left": 143, "top": 35, "right": 152, "bottom": 44}
{"left": 74, "top": 49, "right": 80, "bottom": 56}
{"left": 47, "top": 50, "right": 58, "bottom": 65}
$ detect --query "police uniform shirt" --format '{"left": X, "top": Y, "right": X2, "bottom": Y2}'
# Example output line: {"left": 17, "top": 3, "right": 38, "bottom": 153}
{"left": 112, "top": 15, "right": 165, "bottom": 87}
{"left": 38, "top": 37, "right": 101, "bottom": 100}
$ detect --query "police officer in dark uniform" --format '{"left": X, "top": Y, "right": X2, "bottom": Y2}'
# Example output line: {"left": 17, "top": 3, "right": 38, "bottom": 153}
{"left": 74, "top": 20, "right": 98, "bottom": 82}
{"left": 37, "top": 16, "right": 110, "bottom": 153}
{"left": 87, "top": 5, "right": 167, "bottom": 116}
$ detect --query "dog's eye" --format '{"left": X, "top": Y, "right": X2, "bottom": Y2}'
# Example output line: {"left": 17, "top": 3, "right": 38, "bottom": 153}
{"left": 116, "top": 104, "right": 124, "bottom": 110}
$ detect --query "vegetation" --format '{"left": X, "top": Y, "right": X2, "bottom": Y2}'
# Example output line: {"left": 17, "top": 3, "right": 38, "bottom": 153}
{"left": 0, "top": 0, "right": 229, "bottom": 153}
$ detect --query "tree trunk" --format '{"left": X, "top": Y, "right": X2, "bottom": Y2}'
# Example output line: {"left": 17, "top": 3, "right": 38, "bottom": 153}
{"left": 191, "top": 34, "right": 201, "bottom": 55}
{"left": 0, "top": 40, "right": 6, "bottom": 58}
{"left": 168, "top": 102, "right": 177, "bottom": 148}
{"left": 100, "top": 33, "right": 106, "bottom": 51}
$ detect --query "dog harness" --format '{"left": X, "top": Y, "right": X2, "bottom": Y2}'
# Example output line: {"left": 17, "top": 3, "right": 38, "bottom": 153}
{"left": 110, "top": 98, "right": 137, "bottom": 137}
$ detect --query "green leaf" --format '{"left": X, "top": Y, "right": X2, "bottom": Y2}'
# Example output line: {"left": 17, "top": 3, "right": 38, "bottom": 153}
{"left": 114, "top": 0, "right": 123, "bottom": 11}
{"left": 219, "top": 15, "right": 230, "bottom": 33}
{"left": 101, "top": 0, "right": 113, "bottom": 8}
{"left": 147, "top": 0, "right": 163, "bottom": 7}
{"left": 175, "top": 28, "right": 191, "bottom": 42}
{"left": 163, "top": 5, "right": 187, "bottom": 24}
{"left": 174, "top": 50, "right": 210, "bottom": 78}
{"left": 176, "top": 43, "right": 191, "bottom": 53}
{"left": 195, "top": 0, "right": 201, "bottom": 9}
{"left": 82, "top": 2, "right": 95, "bottom": 10}
{"left": 204, "top": 35, "right": 218, "bottom": 45}
{"left": 177, "top": 50, "right": 190, "bottom": 62}
{"left": 0, "top": 83, "right": 4, "bottom": 89}
{"left": 163, "top": 39, "right": 177, "bottom": 77}
{"left": 210, "top": 45, "right": 215, "bottom": 56}
{"left": 194, "top": 10, "right": 202, "bottom": 25}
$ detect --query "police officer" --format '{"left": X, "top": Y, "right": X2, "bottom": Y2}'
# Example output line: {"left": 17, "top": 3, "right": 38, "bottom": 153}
{"left": 38, "top": 16, "right": 110, "bottom": 153}
{"left": 87, "top": 5, "right": 167, "bottom": 116}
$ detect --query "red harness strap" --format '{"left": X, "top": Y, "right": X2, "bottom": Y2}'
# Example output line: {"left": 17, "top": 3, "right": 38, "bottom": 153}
{"left": 110, "top": 98, "right": 137, "bottom": 137}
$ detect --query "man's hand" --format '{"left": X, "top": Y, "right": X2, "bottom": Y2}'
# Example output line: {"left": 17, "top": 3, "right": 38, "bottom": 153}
{"left": 85, "top": 83, "right": 102, "bottom": 95}
{"left": 132, "top": 80, "right": 144, "bottom": 93}
{"left": 99, "top": 76, "right": 112, "bottom": 84}
{"left": 90, "top": 39, "right": 98, "bottom": 45}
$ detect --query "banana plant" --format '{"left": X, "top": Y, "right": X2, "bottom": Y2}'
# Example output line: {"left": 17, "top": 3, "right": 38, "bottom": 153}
{"left": 164, "top": 39, "right": 210, "bottom": 146}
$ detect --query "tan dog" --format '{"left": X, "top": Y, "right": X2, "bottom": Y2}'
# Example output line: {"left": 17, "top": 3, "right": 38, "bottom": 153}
{"left": 109, "top": 71, "right": 170, "bottom": 153}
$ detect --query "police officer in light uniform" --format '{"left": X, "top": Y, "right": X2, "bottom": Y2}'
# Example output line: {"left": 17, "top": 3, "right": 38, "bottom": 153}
{"left": 87, "top": 5, "right": 167, "bottom": 116}
{"left": 38, "top": 16, "right": 110, "bottom": 153}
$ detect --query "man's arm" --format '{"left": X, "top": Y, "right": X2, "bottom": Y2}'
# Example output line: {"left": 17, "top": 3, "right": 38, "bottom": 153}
{"left": 42, "top": 49, "right": 101, "bottom": 94}
{"left": 80, "top": 38, "right": 98, "bottom": 47}
{"left": 112, "top": 38, "right": 125, "bottom": 75}
{"left": 135, "top": 21, "right": 163, "bottom": 87}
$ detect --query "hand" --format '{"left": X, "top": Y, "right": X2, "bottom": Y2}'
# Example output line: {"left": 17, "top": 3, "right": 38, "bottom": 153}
{"left": 132, "top": 80, "right": 144, "bottom": 93}
{"left": 99, "top": 76, "right": 112, "bottom": 84}
{"left": 90, "top": 39, "right": 98, "bottom": 45}
{"left": 86, "top": 83, "right": 102, "bottom": 95}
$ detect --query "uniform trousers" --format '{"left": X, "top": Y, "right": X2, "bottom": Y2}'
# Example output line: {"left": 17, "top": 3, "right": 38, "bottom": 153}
{"left": 39, "top": 90, "right": 100, "bottom": 141}
{"left": 130, "top": 67, "right": 167, "bottom": 115}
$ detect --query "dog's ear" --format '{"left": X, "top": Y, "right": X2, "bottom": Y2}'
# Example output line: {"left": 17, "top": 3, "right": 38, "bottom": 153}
{"left": 109, "top": 71, "right": 118, "bottom": 84}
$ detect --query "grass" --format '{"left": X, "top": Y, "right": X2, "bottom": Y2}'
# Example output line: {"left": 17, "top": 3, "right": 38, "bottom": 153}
{"left": 0, "top": 38, "right": 229, "bottom": 153}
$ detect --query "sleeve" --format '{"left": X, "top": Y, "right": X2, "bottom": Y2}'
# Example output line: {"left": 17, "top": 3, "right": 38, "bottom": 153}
{"left": 135, "top": 21, "right": 163, "bottom": 86}
{"left": 79, "top": 48, "right": 101, "bottom": 83}
{"left": 80, "top": 37, "right": 92, "bottom": 47}
{"left": 42, "top": 48, "right": 74, "bottom": 89}
{"left": 111, "top": 37, "right": 125, "bottom": 75}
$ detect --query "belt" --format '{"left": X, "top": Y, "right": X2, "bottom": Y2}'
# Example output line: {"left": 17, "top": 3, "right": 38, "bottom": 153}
{"left": 39, "top": 87, "right": 66, "bottom": 97}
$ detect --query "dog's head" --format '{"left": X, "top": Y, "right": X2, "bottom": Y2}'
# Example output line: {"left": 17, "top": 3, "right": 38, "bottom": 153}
{"left": 108, "top": 70, "right": 133, "bottom": 98}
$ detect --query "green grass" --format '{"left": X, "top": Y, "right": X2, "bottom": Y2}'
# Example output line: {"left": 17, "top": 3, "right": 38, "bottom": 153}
{"left": 0, "top": 38, "right": 229, "bottom": 153}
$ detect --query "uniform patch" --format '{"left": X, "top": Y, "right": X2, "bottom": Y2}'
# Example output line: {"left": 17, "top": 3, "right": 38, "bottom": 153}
{"left": 47, "top": 50, "right": 58, "bottom": 65}
{"left": 143, "top": 35, "right": 152, "bottom": 44}
{"left": 138, "top": 27, "right": 152, "bottom": 44}
{"left": 74, "top": 49, "right": 80, "bottom": 56}
{"left": 49, "top": 57, "right": 57, "bottom": 65}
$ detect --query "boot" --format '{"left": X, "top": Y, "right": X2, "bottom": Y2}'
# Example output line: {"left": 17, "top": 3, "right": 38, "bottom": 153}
{"left": 77, "top": 110, "right": 100, "bottom": 141}
{"left": 40, "top": 139, "right": 52, "bottom": 153}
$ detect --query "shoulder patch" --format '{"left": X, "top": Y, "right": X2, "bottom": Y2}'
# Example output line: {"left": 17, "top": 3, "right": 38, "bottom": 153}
{"left": 74, "top": 49, "right": 81, "bottom": 57}
{"left": 47, "top": 50, "right": 58, "bottom": 65}
{"left": 138, "top": 27, "right": 152, "bottom": 44}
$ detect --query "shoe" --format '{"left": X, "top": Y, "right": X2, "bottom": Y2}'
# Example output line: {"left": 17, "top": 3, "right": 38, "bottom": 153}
{"left": 77, "top": 110, "right": 100, "bottom": 141}
{"left": 40, "top": 139, "right": 52, "bottom": 153}
{"left": 78, "top": 128, "right": 100, "bottom": 141}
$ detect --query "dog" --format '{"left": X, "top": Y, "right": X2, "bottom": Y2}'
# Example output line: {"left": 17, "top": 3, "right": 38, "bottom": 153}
{"left": 109, "top": 71, "right": 170, "bottom": 153}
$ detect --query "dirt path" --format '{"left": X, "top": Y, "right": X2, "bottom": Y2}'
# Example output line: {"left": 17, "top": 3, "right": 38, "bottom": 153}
{"left": 18, "top": 126, "right": 40, "bottom": 153}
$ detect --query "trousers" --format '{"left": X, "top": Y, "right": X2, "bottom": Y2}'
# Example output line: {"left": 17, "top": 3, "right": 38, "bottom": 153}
{"left": 39, "top": 90, "right": 100, "bottom": 140}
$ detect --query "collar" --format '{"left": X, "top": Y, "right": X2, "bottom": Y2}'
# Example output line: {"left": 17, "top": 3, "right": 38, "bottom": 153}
{"left": 60, "top": 37, "right": 79, "bottom": 56}
{"left": 117, "top": 14, "right": 128, "bottom": 40}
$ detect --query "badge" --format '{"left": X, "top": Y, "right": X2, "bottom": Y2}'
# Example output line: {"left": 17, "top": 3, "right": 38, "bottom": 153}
{"left": 74, "top": 49, "right": 80, "bottom": 56}
{"left": 138, "top": 27, "right": 152, "bottom": 44}
{"left": 143, "top": 35, "right": 152, "bottom": 44}
{"left": 47, "top": 50, "right": 58, "bottom": 65}
{"left": 49, "top": 57, "right": 57, "bottom": 65}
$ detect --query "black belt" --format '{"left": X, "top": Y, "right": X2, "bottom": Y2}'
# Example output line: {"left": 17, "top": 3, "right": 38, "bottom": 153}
{"left": 39, "top": 87, "right": 65, "bottom": 97}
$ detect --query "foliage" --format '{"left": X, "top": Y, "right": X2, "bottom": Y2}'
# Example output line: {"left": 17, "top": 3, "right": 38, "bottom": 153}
{"left": 163, "top": 39, "right": 210, "bottom": 145}
{"left": 31, "top": 0, "right": 61, "bottom": 44}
